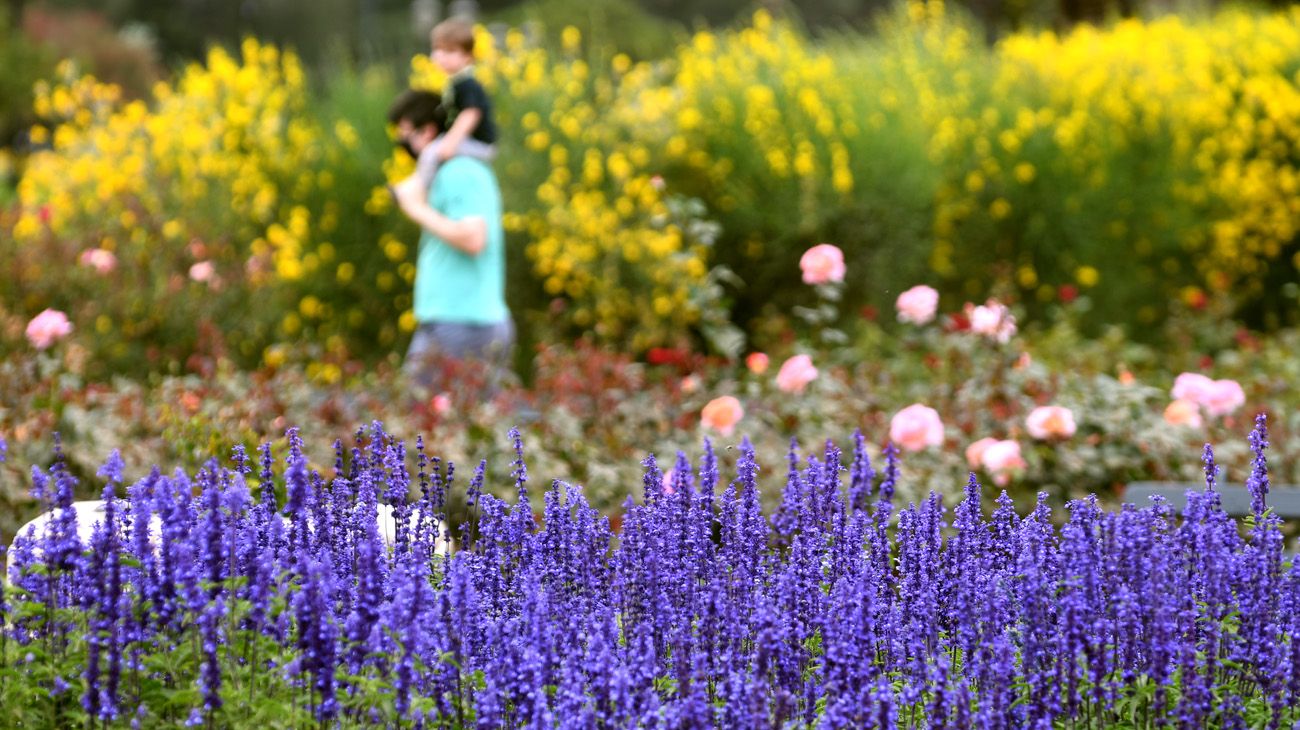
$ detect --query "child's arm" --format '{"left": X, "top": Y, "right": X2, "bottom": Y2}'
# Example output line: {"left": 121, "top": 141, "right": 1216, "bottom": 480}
{"left": 435, "top": 107, "right": 482, "bottom": 161}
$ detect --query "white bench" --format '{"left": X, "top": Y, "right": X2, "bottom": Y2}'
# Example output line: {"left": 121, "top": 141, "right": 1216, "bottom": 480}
{"left": 7, "top": 500, "right": 449, "bottom": 578}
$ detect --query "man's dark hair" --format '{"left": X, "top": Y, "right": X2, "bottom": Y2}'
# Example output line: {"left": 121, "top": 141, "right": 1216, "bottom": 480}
{"left": 387, "top": 89, "right": 446, "bottom": 131}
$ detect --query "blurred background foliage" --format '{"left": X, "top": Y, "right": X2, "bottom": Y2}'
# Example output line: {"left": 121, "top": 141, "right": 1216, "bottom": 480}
{"left": 6, "top": 0, "right": 1300, "bottom": 377}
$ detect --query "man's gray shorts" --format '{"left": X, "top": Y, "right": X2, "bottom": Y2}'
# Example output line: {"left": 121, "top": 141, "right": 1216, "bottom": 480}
{"left": 403, "top": 319, "right": 516, "bottom": 395}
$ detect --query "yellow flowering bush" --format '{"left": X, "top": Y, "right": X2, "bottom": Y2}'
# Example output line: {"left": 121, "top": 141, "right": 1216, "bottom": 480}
{"left": 4, "top": 41, "right": 408, "bottom": 375}
{"left": 925, "top": 6, "right": 1300, "bottom": 325}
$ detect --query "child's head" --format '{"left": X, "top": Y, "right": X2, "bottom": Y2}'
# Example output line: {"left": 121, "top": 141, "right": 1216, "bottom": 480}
{"left": 431, "top": 17, "right": 475, "bottom": 75}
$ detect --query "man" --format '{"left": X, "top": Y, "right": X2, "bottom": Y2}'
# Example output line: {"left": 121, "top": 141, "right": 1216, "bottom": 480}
{"left": 387, "top": 89, "right": 514, "bottom": 397}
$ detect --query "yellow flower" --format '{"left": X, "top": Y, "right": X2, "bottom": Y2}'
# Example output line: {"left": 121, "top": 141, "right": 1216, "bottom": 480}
{"left": 1075, "top": 266, "right": 1100, "bottom": 287}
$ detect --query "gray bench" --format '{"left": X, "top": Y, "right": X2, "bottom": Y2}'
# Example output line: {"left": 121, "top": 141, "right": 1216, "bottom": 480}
{"left": 1124, "top": 482, "right": 1300, "bottom": 519}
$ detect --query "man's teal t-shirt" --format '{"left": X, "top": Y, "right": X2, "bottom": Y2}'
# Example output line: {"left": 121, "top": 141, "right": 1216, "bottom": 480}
{"left": 413, "top": 157, "right": 509, "bottom": 324}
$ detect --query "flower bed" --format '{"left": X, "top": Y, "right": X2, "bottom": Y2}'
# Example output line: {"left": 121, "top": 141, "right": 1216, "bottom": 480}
{"left": 1, "top": 419, "right": 1296, "bottom": 727}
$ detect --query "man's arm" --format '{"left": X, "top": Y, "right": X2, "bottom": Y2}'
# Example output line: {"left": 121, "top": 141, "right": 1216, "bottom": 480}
{"left": 393, "top": 183, "right": 487, "bottom": 256}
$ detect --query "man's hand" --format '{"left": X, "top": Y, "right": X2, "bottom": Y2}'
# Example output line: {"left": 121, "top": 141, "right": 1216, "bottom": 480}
{"left": 392, "top": 177, "right": 424, "bottom": 215}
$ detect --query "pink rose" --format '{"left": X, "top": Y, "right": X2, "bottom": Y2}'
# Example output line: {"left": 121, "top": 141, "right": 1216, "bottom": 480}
{"left": 889, "top": 404, "right": 944, "bottom": 452}
{"left": 896, "top": 285, "right": 939, "bottom": 325}
{"left": 967, "top": 299, "right": 1017, "bottom": 343}
{"left": 1171, "top": 372, "right": 1214, "bottom": 404}
{"left": 701, "top": 395, "right": 744, "bottom": 437}
{"left": 745, "top": 352, "right": 769, "bottom": 375}
{"left": 25, "top": 309, "right": 73, "bottom": 349}
{"left": 980, "top": 439, "right": 1026, "bottom": 486}
{"left": 1169, "top": 373, "right": 1245, "bottom": 418}
{"left": 431, "top": 392, "right": 452, "bottom": 415}
{"left": 662, "top": 468, "right": 677, "bottom": 495}
{"left": 775, "top": 354, "right": 818, "bottom": 394}
{"left": 966, "top": 437, "right": 999, "bottom": 469}
{"left": 681, "top": 374, "right": 701, "bottom": 394}
{"left": 1164, "top": 399, "right": 1203, "bottom": 428}
{"left": 1025, "top": 406, "right": 1077, "bottom": 440}
{"left": 78, "top": 248, "right": 117, "bottom": 274}
{"left": 189, "top": 261, "right": 215, "bottom": 283}
{"left": 799, "top": 243, "right": 846, "bottom": 285}
{"left": 1202, "top": 379, "right": 1244, "bottom": 417}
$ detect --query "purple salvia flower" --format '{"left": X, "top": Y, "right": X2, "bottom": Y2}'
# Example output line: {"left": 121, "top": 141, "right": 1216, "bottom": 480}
{"left": 245, "top": 513, "right": 279, "bottom": 635}
{"left": 868, "top": 673, "right": 898, "bottom": 730}
{"left": 878, "top": 442, "right": 900, "bottom": 503}
{"left": 847, "top": 429, "right": 876, "bottom": 513}
{"left": 1202, "top": 442, "right": 1218, "bottom": 492}
{"left": 1284, "top": 562, "right": 1300, "bottom": 711}
{"left": 942, "top": 473, "right": 989, "bottom": 665}
{"left": 1015, "top": 494, "right": 1062, "bottom": 725}
{"left": 462, "top": 459, "right": 487, "bottom": 550}
{"left": 125, "top": 468, "right": 160, "bottom": 638}
{"left": 197, "top": 461, "right": 225, "bottom": 603}
{"left": 283, "top": 429, "right": 311, "bottom": 558}
{"left": 772, "top": 438, "right": 804, "bottom": 541}
{"left": 387, "top": 557, "right": 422, "bottom": 720}
{"left": 821, "top": 439, "right": 845, "bottom": 527}
{"left": 345, "top": 495, "right": 385, "bottom": 675}
{"left": 0, "top": 544, "right": 6, "bottom": 638}
{"left": 308, "top": 469, "right": 333, "bottom": 560}
{"left": 1059, "top": 498, "right": 1105, "bottom": 720}
{"left": 671, "top": 449, "right": 693, "bottom": 499}
{"left": 197, "top": 596, "right": 224, "bottom": 714}
{"left": 989, "top": 490, "right": 1020, "bottom": 572}
{"left": 100, "top": 486, "right": 123, "bottom": 721}
{"left": 641, "top": 453, "right": 663, "bottom": 504}
{"left": 1247, "top": 413, "right": 1270, "bottom": 517}
{"left": 29, "top": 459, "right": 49, "bottom": 504}
{"left": 80, "top": 520, "right": 106, "bottom": 720}
{"left": 45, "top": 450, "right": 83, "bottom": 573}
{"left": 97, "top": 449, "right": 125, "bottom": 485}
{"left": 253, "top": 442, "right": 280, "bottom": 561}
{"left": 510, "top": 428, "right": 533, "bottom": 537}
{"left": 294, "top": 554, "right": 340, "bottom": 722}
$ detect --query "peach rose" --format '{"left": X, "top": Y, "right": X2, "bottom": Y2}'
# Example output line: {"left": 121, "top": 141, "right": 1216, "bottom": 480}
{"left": 968, "top": 299, "right": 1017, "bottom": 343}
{"left": 981, "top": 439, "right": 1026, "bottom": 486}
{"left": 799, "top": 243, "right": 846, "bottom": 285}
{"left": 775, "top": 354, "right": 818, "bottom": 394}
{"left": 745, "top": 352, "right": 770, "bottom": 375}
{"left": 1025, "top": 406, "right": 1077, "bottom": 440}
{"left": 701, "top": 395, "right": 744, "bottom": 437}
{"left": 889, "top": 404, "right": 944, "bottom": 452}
{"left": 896, "top": 285, "right": 939, "bottom": 325}
{"left": 1202, "top": 379, "right": 1245, "bottom": 417}
{"left": 25, "top": 309, "right": 73, "bottom": 349}
{"left": 1171, "top": 372, "right": 1214, "bottom": 404}
{"left": 1164, "top": 399, "right": 1203, "bottom": 428}
{"left": 966, "top": 437, "right": 999, "bottom": 469}
{"left": 78, "top": 248, "right": 117, "bottom": 274}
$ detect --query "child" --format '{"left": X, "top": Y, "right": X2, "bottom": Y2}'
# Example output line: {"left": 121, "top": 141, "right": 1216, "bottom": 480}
{"left": 428, "top": 16, "right": 498, "bottom": 173}
{"left": 393, "top": 17, "right": 497, "bottom": 199}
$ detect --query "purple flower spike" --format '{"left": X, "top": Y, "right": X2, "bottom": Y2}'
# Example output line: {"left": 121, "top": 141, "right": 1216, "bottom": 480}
{"left": 1247, "top": 413, "right": 1270, "bottom": 517}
